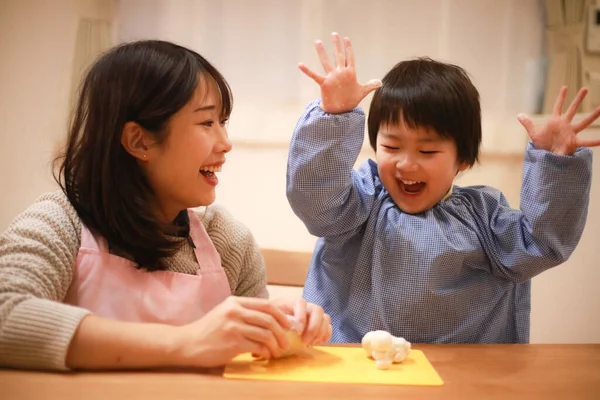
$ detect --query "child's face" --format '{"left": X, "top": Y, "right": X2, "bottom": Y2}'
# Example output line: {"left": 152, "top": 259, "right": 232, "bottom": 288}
{"left": 145, "top": 80, "right": 232, "bottom": 221}
{"left": 376, "top": 122, "right": 468, "bottom": 214}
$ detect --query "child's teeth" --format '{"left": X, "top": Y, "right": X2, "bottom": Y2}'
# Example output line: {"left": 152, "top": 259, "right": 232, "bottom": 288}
{"left": 402, "top": 179, "right": 418, "bottom": 184}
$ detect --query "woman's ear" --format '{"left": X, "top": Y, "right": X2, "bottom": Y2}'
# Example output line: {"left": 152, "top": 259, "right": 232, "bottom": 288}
{"left": 121, "top": 122, "right": 154, "bottom": 161}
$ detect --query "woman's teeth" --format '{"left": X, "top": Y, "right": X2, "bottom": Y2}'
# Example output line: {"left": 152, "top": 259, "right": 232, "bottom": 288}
{"left": 200, "top": 165, "right": 222, "bottom": 178}
{"left": 200, "top": 165, "right": 222, "bottom": 173}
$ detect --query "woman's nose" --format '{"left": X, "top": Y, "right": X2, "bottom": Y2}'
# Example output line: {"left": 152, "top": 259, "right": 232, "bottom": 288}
{"left": 217, "top": 126, "right": 232, "bottom": 153}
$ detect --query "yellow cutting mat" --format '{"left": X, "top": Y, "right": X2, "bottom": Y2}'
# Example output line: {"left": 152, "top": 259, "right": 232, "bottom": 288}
{"left": 223, "top": 346, "right": 443, "bottom": 386}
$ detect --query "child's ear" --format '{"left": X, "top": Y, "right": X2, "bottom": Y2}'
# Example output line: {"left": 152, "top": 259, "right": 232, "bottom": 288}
{"left": 121, "top": 122, "right": 154, "bottom": 161}
{"left": 456, "top": 161, "right": 470, "bottom": 174}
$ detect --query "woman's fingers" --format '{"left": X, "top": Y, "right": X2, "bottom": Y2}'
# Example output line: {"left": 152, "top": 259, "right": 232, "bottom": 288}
{"left": 237, "top": 297, "right": 291, "bottom": 330}
{"left": 302, "top": 303, "right": 325, "bottom": 344}
{"left": 239, "top": 322, "right": 285, "bottom": 359}
{"left": 292, "top": 298, "right": 308, "bottom": 332}
{"left": 318, "top": 313, "right": 332, "bottom": 344}
{"left": 236, "top": 311, "right": 289, "bottom": 351}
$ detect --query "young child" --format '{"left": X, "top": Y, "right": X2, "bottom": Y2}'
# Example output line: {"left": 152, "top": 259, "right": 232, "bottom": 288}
{"left": 287, "top": 33, "right": 600, "bottom": 344}
{"left": 0, "top": 40, "right": 331, "bottom": 371}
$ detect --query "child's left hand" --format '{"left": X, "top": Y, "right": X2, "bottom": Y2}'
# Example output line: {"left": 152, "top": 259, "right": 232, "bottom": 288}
{"left": 517, "top": 86, "right": 600, "bottom": 155}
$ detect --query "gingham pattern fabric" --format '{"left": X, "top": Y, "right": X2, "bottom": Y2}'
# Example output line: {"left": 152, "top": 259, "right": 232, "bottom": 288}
{"left": 286, "top": 100, "right": 593, "bottom": 344}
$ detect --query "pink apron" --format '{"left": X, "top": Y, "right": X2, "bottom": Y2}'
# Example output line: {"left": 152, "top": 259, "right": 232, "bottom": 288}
{"left": 64, "top": 210, "right": 231, "bottom": 325}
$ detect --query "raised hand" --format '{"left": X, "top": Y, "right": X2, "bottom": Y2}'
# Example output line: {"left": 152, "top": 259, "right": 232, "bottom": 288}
{"left": 518, "top": 86, "right": 600, "bottom": 155}
{"left": 299, "top": 32, "right": 381, "bottom": 114}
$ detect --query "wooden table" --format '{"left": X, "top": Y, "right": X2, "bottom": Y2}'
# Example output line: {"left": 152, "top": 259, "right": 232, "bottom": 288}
{"left": 1, "top": 344, "right": 599, "bottom": 399}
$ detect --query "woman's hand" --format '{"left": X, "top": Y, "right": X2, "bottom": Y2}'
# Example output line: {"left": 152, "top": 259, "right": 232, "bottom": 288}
{"left": 271, "top": 297, "right": 332, "bottom": 346}
{"left": 65, "top": 296, "right": 331, "bottom": 371}
{"left": 174, "top": 296, "right": 293, "bottom": 367}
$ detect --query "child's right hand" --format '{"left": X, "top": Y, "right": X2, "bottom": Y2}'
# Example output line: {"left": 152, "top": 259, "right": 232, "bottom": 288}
{"left": 299, "top": 32, "right": 382, "bottom": 114}
{"left": 173, "top": 296, "right": 292, "bottom": 368}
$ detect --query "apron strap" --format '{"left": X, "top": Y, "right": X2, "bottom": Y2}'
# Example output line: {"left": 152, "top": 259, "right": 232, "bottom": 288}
{"left": 187, "top": 209, "right": 222, "bottom": 272}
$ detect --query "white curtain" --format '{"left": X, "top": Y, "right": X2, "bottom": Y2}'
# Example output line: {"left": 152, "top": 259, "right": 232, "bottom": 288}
{"left": 543, "top": 0, "right": 590, "bottom": 113}
{"left": 70, "top": 17, "right": 112, "bottom": 110}
{"left": 113, "top": 0, "right": 545, "bottom": 154}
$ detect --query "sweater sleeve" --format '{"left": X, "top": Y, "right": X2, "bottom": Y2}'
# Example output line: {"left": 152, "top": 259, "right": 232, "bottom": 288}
{"left": 197, "top": 205, "right": 269, "bottom": 299}
{"left": 0, "top": 191, "right": 91, "bottom": 370}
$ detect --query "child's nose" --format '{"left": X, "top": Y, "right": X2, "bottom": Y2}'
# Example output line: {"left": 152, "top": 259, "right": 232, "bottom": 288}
{"left": 395, "top": 156, "right": 419, "bottom": 172}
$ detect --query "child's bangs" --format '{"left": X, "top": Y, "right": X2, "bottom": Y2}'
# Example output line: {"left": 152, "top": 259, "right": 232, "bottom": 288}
{"left": 375, "top": 85, "right": 453, "bottom": 139}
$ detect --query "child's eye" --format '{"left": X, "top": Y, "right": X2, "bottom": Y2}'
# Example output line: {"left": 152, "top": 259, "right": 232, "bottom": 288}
{"left": 420, "top": 150, "right": 438, "bottom": 154}
{"left": 381, "top": 145, "right": 398, "bottom": 150}
{"left": 220, "top": 118, "right": 229, "bottom": 126}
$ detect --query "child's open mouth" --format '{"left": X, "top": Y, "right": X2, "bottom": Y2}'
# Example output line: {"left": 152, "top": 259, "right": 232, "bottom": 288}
{"left": 400, "top": 179, "right": 425, "bottom": 194}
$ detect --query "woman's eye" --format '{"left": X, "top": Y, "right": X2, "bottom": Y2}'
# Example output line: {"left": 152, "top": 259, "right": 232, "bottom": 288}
{"left": 199, "top": 118, "right": 228, "bottom": 127}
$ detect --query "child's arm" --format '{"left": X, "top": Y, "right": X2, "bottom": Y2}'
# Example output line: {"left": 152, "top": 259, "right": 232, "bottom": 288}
{"left": 477, "top": 87, "right": 600, "bottom": 282}
{"left": 286, "top": 33, "right": 382, "bottom": 237}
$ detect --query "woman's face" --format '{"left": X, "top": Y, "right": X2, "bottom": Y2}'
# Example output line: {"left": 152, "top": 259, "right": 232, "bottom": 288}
{"left": 144, "top": 79, "right": 232, "bottom": 222}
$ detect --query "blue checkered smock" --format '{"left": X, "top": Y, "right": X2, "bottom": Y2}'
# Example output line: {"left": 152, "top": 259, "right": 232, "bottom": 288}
{"left": 286, "top": 100, "right": 592, "bottom": 344}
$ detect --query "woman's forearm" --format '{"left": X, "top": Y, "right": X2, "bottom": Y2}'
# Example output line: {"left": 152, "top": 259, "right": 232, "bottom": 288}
{"left": 65, "top": 315, "right": 184, "bottom": 370}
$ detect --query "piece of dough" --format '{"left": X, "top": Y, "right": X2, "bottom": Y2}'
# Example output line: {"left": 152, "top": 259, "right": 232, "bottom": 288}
{"left": 361, "top": 330, "right": 411, "bottom": 368}
{"left": 271, "top": 315, "right": 306, "bottom": 359}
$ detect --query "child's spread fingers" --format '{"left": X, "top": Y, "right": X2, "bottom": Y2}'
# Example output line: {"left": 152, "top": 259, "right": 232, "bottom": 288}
{"left": 577, "top": 138, "right": 600, "bottom": 148}
{"left": 517, "top": 113, "right": 535, "bottom": 137}
{"left": 552, "top": 86, "right": 568, "bottom": 116}
{"left": 574, "top": 106, "right": 600, "bottom": 133}
{"left": 298, "top": 63, "right": 325, "bottom": 84}
{"left": 344, "top": 37, "right": 354, "bottom": 68}
{"left": 361, "top": 79, "right": 383, "bottom": 97}
{"left": 564, "top": 88, "right": 588, "bottom": 122}
{"left": 331, "top": 32, "right": 345, "bottom": 69}
{"left": 315, "top": 40, "right": 333, "bottom": 74}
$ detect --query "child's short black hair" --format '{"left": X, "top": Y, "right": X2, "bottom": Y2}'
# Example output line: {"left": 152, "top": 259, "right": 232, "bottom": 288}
{"left": 368, "top": 57, "right": 481, "bottom": 166}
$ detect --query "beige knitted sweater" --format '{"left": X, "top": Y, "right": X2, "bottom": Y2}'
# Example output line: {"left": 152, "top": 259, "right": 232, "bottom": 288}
{"left": 0, "top": 191, "right": 268, "bottom": 370}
